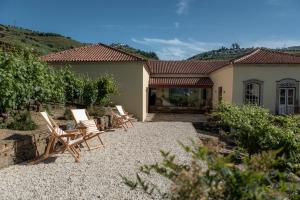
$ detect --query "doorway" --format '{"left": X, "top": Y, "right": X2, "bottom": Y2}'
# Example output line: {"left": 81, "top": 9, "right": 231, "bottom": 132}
{"left": 278, "top": 88, "right": 295, "bottom": 114}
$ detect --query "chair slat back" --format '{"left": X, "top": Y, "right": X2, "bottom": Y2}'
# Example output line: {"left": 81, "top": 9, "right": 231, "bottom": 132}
{"left": 80, "top": 120, "right": 99, "bottom": 134}
{"left": 116, "top": 105, "right": 125, "bottom": 116}
{"left": 40, "top": 112, "right": 54, "bottom": 132}
{"left": 40, "top": 112, "right": 66, "bottom": 140}
{"left": 72, "top": 109, "right": 89, "bottom": 124}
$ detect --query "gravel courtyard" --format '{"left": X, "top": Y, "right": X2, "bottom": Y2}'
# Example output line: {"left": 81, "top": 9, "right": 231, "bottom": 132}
{"left": 0, "top": 122, "right": 200, "bottom": 200}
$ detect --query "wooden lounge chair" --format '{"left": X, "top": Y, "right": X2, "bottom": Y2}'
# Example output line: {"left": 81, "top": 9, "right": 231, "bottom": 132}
{"left": 115, "top": 105, "right": 134, "bottom": 128}
{"left": 31, "top": 112, "right": 86, "bottom": 164}
{"left": 71, "top": 109, "right": 104, "bottom": 150}
{"left": 111, "top": 112, "right": 129, "bottom": 131}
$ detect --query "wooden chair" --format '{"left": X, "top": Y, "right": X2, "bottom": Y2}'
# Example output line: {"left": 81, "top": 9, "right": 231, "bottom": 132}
{"left": 31, "top": 112, "right": 86, "bottom": 164}
{"left": 115, "top": 105, "right": 134, "bottom": 128}
{"left": 71, "top": 109, "right": 104, "bottom": 150}
{"left": 111, "top": 112, "right": 129, "bottom": 131}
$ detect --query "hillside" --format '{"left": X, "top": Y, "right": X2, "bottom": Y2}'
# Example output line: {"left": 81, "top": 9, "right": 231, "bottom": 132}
{"left": 189, "top": 44, "right": 300, "bottom": 60}
{"left": 110, "top": 43, "right": 159, "bottom": 60}
{"left": 0, "top": 24, "right": 159, "bottom": 60}
{"left": 0, "top": 24, "right": 84, "bottom": 55}
{"left": 2, "top": 24, "right": 299, "bottom": 61}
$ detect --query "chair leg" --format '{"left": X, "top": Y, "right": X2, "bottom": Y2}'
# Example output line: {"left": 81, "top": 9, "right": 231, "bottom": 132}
{"left": 28, "top": 146, "right": 66, "bottom": 165}
{"left": 67, "top": 147, "right": 80, "bottom": 162}
{"left": 29, "top": 135, "right": 55, "bottom": 165}
{"left": 129, "top": 120, "right": 134, "bottom": 127}
{"left": 71, "top": 146, "right": 80, "bottom": 157}
{"left": 97, "top": 135, "right": 104, "bottom": 147}
{"left": 29, "top": 154, "right": 49, "bottom": 165}
{"left": 84, "top": 139, "right": 91, "bottom": 151}
{"left": 75, "top": 144, "right": 82, "bottom": 152}
{"left": 68, "top": 146, "right": 76, "bottom": 155}
{"left": 125, "top": 121, "right": 130, "bottom": 128}
{"left": 122, "top": 123, "right": 128, "bottom": 131}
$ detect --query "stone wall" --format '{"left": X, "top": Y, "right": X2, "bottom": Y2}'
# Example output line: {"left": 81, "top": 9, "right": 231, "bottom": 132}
{"left": 0, "top": 131, "right": 48, "bottom": 169}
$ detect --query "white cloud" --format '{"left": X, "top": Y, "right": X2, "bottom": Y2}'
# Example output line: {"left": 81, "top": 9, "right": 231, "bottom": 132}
{"left": 132, "top": 37, "right": 223, "bottom": 60}
{"left": 174, "top": 22, "right": 180, "bottom": 28}
{"left": 158, "top": 47, "right": 187, "bottom": 59}
{"left": 249, "top": 39, "right": 300, "bottom": 49}
{"left": 177, "top": 0, "right": 191, "bottom": 15}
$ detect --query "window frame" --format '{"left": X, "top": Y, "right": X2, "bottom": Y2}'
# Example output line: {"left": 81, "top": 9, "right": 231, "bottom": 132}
{"left": 243, "top": 79, "right": 264, "bottom": 106}
{"left": 276, "top": 78, "right": 299, "bottom": 114}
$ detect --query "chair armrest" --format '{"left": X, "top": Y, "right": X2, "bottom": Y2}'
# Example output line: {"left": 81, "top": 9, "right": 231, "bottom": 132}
{"left": 59, "top": 132, "right": 79, "bottom": 138}
{"left": 75, "top": 124, "right": 87, "bottom": 130}
{"left": 65, "top": 129, "right": 80, "bottom": 134}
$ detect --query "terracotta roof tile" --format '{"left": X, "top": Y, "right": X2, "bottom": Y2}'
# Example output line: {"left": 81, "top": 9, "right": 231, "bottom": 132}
{"left": 233, "top": 48, "right": 300, "bottom": 64}
{"left": 147, "top": 60, "right": 229, "bottom": 75}
{"left": 40, "top": 43, "right": 145, "bottom": 62}
{"left": 149, "top": 77, "right": 213, "bottom": 88}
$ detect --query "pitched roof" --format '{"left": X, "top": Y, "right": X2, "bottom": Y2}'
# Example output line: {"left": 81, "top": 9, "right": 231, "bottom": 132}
{"left": 40, "top": 43, "right": 145, "bottom": 62}
{"left": 149, "top": 77, "right": 213, "bottom": 88}
{"left": 233, "top": 48, "right": 300, "bottom": 64}
{"left": 147, "top": 60, "right": 229, "bottom": 75}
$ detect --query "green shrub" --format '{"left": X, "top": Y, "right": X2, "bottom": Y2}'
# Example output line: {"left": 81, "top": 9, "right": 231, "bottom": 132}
{"left": 0, "top": 122, "right": 7, "bottom": 129}
{"left": 82, "top": 78, "right": 97, "bottom": 106}
{"left": 95, "top": 74, "right": 119, "bottom": 106}
{"left": 0, "top": 49, "right": 120, "bottom": 114}
{"left": 7, "top": 111, "right": 37, "bottom": 130}
{"left": 214, "top": 103, "right": 300, "bottom": 170}
{"left": 123, "top": 142, "right": 300, "bottom": 200}
{"left": 60, "top": 67, "right": 84, "bottom": 104}
{"left": 0, "top": 49, "right": 65, "bottom": 113}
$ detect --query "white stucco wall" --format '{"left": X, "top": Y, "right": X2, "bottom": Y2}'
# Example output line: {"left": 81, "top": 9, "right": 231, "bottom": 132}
{"left": 51, "top": 61, "right": 149, "bottom": 121}
{"left": 209, "top": 65, "right": 234, "bottom": 107}
{"left": 142, "top": 66, "right": 150, "bottom": 118}
{"left": 232, "top": 64, "right": 300, "bottom": 113}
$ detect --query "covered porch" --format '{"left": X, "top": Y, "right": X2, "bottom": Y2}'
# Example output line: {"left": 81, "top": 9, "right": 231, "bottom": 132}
{"left": 148, "top": 77, "right": 213, "bottom": 113}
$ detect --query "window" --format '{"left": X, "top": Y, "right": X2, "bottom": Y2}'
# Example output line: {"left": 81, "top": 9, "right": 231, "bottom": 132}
{"left": 218, "top": 87, "right": 223, "bottom": 103}
{"left": 149, "top": 88, "right": 211, "bottom": 108}
{"left": 243, "top": 80, "right": 263, "bottom": 106}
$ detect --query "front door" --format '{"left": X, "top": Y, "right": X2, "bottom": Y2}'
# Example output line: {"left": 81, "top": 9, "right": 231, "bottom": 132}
{"left": 279, "top": 88, "right": 295, "bottom": 114}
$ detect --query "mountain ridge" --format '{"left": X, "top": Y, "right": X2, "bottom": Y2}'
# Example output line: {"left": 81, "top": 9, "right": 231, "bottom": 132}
{"left": 1, "top": 24, "right": 300, "bottom": 61}
{"left": 188, "top": 44, "right": 300, "bottom": 61}
{"left": 0, "top": 24, "right": 159, "bottom": 60}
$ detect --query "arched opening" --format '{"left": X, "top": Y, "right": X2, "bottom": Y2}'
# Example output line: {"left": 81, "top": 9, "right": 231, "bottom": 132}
{"left": 243, "top": 79, "right": 263, "bottom": 106}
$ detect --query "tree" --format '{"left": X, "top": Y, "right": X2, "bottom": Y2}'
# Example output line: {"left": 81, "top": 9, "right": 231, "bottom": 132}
{"left": 231, "top": 43, "right": 240, "bottom": 49}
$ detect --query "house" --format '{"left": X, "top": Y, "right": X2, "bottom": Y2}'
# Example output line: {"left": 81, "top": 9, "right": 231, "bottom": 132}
{"left": 41, "top": 44, "right": 300, "bottom": 121}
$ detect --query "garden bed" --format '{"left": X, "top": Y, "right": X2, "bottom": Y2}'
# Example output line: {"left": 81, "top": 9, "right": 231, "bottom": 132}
{"left": 0, "top": 106, "right": 116, "bottom": 169}
{"left": 0, "top": 112, "right": 50, "bottom": 169}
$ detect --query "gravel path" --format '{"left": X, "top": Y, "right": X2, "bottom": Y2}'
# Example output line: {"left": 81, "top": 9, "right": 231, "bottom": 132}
{"left": 0, "top": 122, "right": 199, "bottom": 200}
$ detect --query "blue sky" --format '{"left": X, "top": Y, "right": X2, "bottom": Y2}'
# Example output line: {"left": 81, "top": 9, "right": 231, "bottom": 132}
{"left": 1, "top": 0, "right": 300, "bottom": 60}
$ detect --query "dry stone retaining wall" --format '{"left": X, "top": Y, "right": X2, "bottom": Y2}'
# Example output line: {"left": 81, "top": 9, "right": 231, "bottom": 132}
{"left": 0, "top": 131, "right": 48, "bottom": 169}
